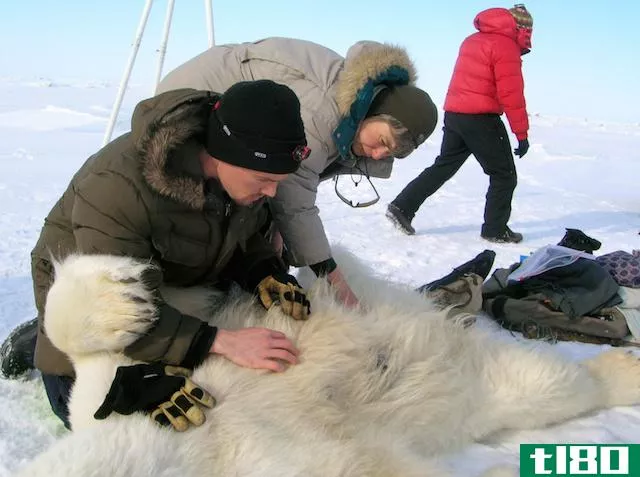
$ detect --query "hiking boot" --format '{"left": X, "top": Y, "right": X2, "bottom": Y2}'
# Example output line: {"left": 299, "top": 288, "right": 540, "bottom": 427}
{"left": 481, "top": 226, "right": 523, "bottom": 244}
{"left": 421, "top": 273, "right": 484, "bottom": 323}
{"left": 416, "top": 249, "right": 496, "bottom": 293}
{"left": 386, "top": 204, "right": 415, "bottom": 235}
{"left": 557, "top": 228, "right": 601, "bottom": 254}
{"left": 0, "top": 318, "right": 38, "bottom": 379}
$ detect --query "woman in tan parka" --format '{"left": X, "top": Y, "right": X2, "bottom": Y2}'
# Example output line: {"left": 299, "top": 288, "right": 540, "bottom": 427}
{"left": 157, "top": 37, "right": 439, "bottom": 306}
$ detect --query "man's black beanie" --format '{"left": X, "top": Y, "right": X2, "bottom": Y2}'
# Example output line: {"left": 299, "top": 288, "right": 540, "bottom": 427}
{"left": 206, "top": 80, "right": 309, "bottom": 174}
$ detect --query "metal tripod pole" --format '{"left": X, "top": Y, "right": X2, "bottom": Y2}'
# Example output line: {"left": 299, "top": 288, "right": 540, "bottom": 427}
{"left": 103, "top": 0, "right": 154, "bottom": 146}
{"left": 152, "top": 0, "right": 176, "bottom": 95}
{"left": 153, "top": 0, "right": 213, "bottom": 94}
{"left": 205, "top": 0, "right": 215, "bottom": 47}
{"left": 103, "top": 0, "right": 215, "bottom": 146}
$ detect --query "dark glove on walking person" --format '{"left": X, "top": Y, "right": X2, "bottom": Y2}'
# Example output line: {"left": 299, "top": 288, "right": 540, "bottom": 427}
{"left": 256, "top": 273, "right": 311, "bottom": 320}
{"left": 514, "top": 138, "right": 530, "bottom": 158}
{"left": 94, "top": 363, "right": 216, "bottom": 432}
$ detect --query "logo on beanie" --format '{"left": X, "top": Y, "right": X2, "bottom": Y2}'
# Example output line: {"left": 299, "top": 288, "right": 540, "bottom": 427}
{"left": 251, "top": 145, "right": 309, "bottom": 162}
{"left": 292, "top": 145, "right": 311, "bottom": 162}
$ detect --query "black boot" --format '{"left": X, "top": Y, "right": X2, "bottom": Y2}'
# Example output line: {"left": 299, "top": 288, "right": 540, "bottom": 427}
{"left": 416, "top": 249, "right": 496, "bottom": 293}
{"left": 0, "top": 318, "right": 38, "bottom": 379}
{"left": 386, "top": 204, "right": 416, "bottom": 235}
{"left": 557, "top": 228, "right": 601, "bottom": 254}
{"left": 481, "top": 226, "right": 523, "bottom": 244}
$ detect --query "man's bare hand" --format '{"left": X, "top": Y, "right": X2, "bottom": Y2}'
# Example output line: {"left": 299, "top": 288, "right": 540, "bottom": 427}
{"left": 210, "top": 328, "right": 299, "bottom": 372}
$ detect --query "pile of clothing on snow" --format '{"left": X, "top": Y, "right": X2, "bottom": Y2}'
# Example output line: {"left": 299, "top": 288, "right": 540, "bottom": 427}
{"left": 421, "top": 228, "right": 640, "bottom": 346}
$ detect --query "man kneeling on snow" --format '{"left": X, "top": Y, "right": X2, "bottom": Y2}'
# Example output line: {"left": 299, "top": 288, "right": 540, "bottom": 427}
{"left": 27, "top": 80, "right": 314, "bottom": 429}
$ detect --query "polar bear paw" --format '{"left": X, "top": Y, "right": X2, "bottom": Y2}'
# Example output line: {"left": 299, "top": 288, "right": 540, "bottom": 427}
{"left": 584, "top": 349, "right": 640, "bottom": 408}
{"left": 44, "top": 254, "right": 160, "bottom": 356}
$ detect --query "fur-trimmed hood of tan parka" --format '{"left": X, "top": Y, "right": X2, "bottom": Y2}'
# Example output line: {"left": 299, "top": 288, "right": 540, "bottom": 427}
{"left": 335, "top": 41, "right": 418, "bottom": 118}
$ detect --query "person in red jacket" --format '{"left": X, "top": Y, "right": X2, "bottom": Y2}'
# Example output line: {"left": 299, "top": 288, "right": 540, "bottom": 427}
{"left": 387, "top": 4, "right": 533, "bottom": 243}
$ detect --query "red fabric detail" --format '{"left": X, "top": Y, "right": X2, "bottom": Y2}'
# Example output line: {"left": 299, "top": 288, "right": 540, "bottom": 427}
{"left": 292, "top": 145, "right": 311, "bottom": 162}
{"left": 516, "top": 27, "right": 532, "bottom": 50}
{"left": 444, "top": 8, "right": 530, "bottom": 139}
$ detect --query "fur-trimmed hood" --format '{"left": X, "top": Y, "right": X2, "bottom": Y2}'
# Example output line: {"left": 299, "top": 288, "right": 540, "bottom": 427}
{"left": 331, "top": 42, "right": 420, "bottom": 161}
{"left": 132, "top": 88, "right": 214, "bottom": 209}
{"left": 335, "top": 42, "right": 418, "bottom": 117}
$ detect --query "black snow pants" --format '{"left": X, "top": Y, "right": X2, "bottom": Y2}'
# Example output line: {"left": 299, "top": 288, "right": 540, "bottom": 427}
{"left": 392, "top": 112, "right": 517, "bottom": 236}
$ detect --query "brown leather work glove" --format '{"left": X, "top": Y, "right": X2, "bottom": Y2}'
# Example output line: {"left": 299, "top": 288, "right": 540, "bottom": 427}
{"left": 256, "top": 272, "right": 311, "bottom": 320}
{"left": 94, "top": 363, "right": 216, "bottom": 432}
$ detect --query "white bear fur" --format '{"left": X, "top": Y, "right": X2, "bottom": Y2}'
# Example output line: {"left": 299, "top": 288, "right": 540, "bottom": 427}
{"left": 17, "top": 249, "right": 640, "bottom": 477}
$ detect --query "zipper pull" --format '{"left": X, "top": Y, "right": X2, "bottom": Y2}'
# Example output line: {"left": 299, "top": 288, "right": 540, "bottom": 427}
{"left": 225, "top": 202, "right": 231, "bottom": 217}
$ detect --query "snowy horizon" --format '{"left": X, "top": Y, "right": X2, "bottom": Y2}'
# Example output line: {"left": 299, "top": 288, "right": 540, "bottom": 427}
{"left": 3, "top": 74, "right": 640, "bottom": 129}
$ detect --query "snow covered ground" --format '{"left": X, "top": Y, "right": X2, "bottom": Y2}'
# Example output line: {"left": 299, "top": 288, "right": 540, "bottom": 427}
{"left": 0, "top": 77, "right": 639, "bottom": 476}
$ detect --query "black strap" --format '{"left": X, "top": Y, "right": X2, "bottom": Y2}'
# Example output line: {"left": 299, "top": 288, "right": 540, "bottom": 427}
{"left": 310, "top": 258, "right": 337, "bottom": 277}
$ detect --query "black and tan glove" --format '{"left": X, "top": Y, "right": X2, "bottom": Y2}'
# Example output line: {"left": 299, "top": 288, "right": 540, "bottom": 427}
{"left": 256, "top": 272, "right": 311, "bottom": 320}
{"left": 94, "top": 363, "right": 215, "bottom": 432}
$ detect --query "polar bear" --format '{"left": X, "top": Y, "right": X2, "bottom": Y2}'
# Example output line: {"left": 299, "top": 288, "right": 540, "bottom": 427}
{"left": 16, "top": 250, "right": 640, "bottom": 477}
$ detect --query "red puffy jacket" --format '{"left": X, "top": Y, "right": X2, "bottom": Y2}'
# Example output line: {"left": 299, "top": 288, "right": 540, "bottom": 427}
{"left": 444, "top": 8, "right": 531, "bottom": 140}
